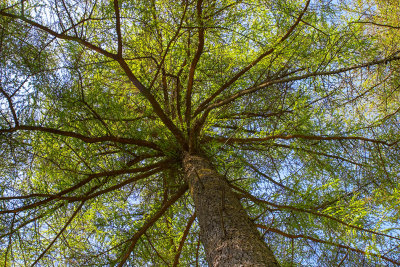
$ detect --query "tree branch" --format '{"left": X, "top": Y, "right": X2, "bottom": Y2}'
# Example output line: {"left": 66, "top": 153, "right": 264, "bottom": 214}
{"left": 0, "top": 86, "right": 19, "bottom": 126}
{"left": 272, "top": 143, "right": 366, "bottom": 167}
{"left": 173, "top": 212, "right": 196, "bottom": 266}
{"left": 113, "top": 0, "right": 122, "bottom": 55}
{"left": 144, "top": 233, "right": 170, "bottom": 266}
{"left": 201, "top": 54, "right": 400, "bottom": 116}
{"left": 148, "top": 0, "right": 188, "bottom": 92}
{"left": 185, "top": 0, "right": 204, "bottom": 150}
{"left": 117, "top": 184, "right": 188, "bottom": 266}
{"left": 257, "top": 225, "right": 400, "bottom": 265}
{"left": 0, "top": 9, "right": 187, "bottom": 148}
{"left": 241, "top": 158, "right": 295, "bottom": 192}
{"left": 76, "top": 167, "right": 164, "bottom": 201}
{"left": 0, "top": 125, "right": 161, "bottom": 150}
{"left": 0, "top": 10, "right": 117, "bottom": 59}
{"left": 0, "top": 203, "right": 65, "bottom": 240}
{"left": 0, "top": 160, "right": 170, "bottom": 213}
{"left": 209, "top": 133, "right": 395, "bottom": 146}
{"left": 193, "top": 0, "right": 311, "bottom": 117}
{"left": 31, "top": 201, "right": 86, "bottom": 266}
{"left": 353, "top": 21, "right": 400, "bottom": 30}
{"left": 231, "top": 185, "right": 400, "bottom": 242}
{"left": 117, "top": 59, "right": 188, "bottom": 149}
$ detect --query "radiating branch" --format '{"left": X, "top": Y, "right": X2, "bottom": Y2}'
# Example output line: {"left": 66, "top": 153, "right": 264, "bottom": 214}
{"left": 353, "top": 21, "right": 400, "bottom": 30}
{"left": 231, "top": 185, "right": 400, "bottom": 242}
{"left": 144, "top": 233, "right": 170, "bottom": 266}
{"left": 186, "top": 0, "right": 205, "bottom": 151}
{"left": 0, "top": 125, "right": 161, "bottom": 150}
{"left": 272, "top": 143, "right": 366, "bottom": 167}
{"left": 0, "top": 160, "right": 171, "bottom": 213}
{"left": 202, "top": 54, "right": 400, "bottom": 116}
{"left": 257, "top": 224, "right": 400, "bottom": 265}
{"left": 31, "top": 201, "right": 86, "bottom": 266}
{"left": 0, "top": 203, "right": 65, "bottom": 240}
{"left": 117, "top": 59, "right": 188, "bottom": 149}
{"left": 117, "top": 184, "right": 188, "bottom": 266}
{"left": 193, "top": 0, "right": 311, "bottom": 117}
{"left": 209, "top": 134, "right": 396, "bottom": 147}
{"left": 0, "top": 10, "right": 117, "bottom": 59}
{"left": 77, "top": 167, "right": 164, "bottom": 201}
{"left": 240, "top": 158, "right": 295, "bottom": 192}
{"left": 148, "top": 0, "right": 188, "bottom": 92}
{"left": 173, "top": 212, "right": 196, "bottom": 266}
{"left": 0, "top": 9, "right": 187, "bottom": 149}
{"left": 0, "top": 86, "right": 19, "bottom": 126}
{"left": 113, "top": 0, "right": 123, "bottom": 55}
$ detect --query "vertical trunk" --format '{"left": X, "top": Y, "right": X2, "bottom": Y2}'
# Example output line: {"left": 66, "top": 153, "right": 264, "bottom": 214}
{"left": 183, "top": 152, "right": 279, "bottom": 266}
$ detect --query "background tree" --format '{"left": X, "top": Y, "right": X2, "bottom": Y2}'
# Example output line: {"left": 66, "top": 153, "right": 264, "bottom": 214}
{"left": 1, "top": 0, "right": 399, "bottom": 266}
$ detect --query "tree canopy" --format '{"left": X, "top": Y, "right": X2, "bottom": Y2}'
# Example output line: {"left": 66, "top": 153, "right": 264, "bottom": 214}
{"left": 1, "top": 0, "right": 399, "bottom": 266}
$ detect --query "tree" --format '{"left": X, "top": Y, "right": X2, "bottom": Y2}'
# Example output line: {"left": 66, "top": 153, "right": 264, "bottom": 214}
{"left": 1, "top": 0, "right": 399, "bottom": 265}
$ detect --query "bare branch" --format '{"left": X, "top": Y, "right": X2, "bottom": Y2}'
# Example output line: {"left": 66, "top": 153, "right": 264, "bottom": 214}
{"left": 4, "top": 214, "right": 16, "bottom": 265}
{"left": 61, "top": 0, "right": 78, "bottom": 36}
{"left": 126, "top": 153, "right": 164, "bottom": 167}
{"left": 148, "top": 0, "right": 188, "bottom": 92}
{"left": 79, "top": 167, "right": 164, "bottom": 201}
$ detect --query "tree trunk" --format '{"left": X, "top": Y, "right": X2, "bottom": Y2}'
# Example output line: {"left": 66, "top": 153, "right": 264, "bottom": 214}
{"left": 183, "top": 152, "right": 279, "bottom": 266}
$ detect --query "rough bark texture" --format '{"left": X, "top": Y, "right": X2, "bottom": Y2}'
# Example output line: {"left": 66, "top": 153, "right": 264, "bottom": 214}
{"left": 183, "top": 152, "right": 279, "bottom": 266}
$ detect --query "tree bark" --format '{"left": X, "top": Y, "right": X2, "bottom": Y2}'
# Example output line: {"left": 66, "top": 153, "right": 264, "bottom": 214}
{"left": 183, "top": 152, "right": 279, "bottom": 266}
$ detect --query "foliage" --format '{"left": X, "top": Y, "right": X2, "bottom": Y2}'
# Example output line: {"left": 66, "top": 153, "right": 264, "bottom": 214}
{"left": 1, "top": 0, "right": 399, "bottom": 265}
